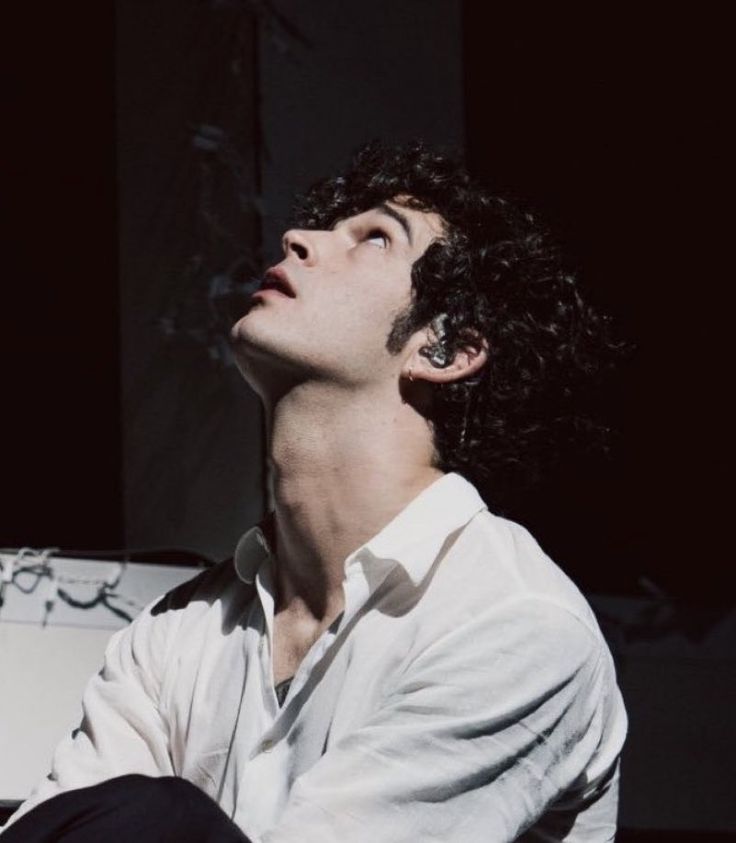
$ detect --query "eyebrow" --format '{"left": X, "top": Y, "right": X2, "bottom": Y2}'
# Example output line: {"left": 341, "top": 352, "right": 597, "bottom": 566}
{"left": 374, "top": 203, "right": 413, "bottom": 246}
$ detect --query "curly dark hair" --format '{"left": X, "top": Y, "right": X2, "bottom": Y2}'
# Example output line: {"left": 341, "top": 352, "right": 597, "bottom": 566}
{"left": 292, "top": 141, "right": 622, "bottom": 512}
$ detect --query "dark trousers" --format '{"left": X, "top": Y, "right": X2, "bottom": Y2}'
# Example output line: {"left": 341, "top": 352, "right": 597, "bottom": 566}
{"left": 1, "top": 775, "right": 250, "bottom": 842}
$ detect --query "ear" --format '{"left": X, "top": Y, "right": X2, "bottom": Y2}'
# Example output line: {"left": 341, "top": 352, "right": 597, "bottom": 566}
{"left": 403, "top": 327, "right": 489, "bottom": 385}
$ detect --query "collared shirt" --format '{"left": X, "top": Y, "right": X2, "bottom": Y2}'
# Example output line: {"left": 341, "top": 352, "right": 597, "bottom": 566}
{"left": 9, "top": 473, "right": 627, "bottom": 841}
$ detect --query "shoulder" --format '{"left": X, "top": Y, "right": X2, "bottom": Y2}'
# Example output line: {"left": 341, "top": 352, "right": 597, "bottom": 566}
{"left": 106, "top": 559, "right": 257, "bottom": 666}
{"left": 412, "top": 579, "right": 605, "bottom": 691}
{"left": 421, "top": 507, "right": 628, "bottom": 753}
{"left": 437, "top": 507, "right": 606, "bottom": 640}
{"left": 149, "top": 558, "right": 255, "bottom": 618}
{"left": 403, "top": 507, "right": 623, "bottom": 699}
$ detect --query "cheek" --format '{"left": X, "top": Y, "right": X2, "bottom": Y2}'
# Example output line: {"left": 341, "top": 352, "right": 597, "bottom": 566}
{"left": 307, "top": 260, "right": 412, "bottom": 346}
{"left": 305, "top": 295, "right": 390, "bottom": 361}
{"left": 338, "top": 288, "right": 404, "bottom": 335}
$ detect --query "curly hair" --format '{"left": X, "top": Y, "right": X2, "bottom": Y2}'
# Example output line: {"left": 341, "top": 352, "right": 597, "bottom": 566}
{"left": 292, "top": 141, "right": 622, "bottom": 512}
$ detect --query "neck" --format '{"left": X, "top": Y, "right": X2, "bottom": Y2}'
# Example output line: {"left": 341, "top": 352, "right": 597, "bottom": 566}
{"left": 264, "top": 378, "right": 442, "bottom": 623}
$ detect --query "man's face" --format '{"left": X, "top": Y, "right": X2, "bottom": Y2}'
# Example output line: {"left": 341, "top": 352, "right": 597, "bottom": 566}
{"left": 230, "top": 199, "right": 445, "bottom": 394}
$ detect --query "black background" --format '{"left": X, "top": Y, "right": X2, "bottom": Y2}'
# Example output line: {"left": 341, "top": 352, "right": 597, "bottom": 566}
{"left": 3, "top": 6, "right": 730, "bottom": 603}
{"left": 464, "top": 6, "right": 729, "bottom": 603}
{"left": 3, "top": 6, "right": 122, "bottom": 550}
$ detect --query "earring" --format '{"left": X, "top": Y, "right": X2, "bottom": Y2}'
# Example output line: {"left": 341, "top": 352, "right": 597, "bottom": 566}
{"left": 419, "top": 345, "right": 450, "bottom": 368}
{"left": 408, "top": 367, "right": 414, "bottom": 382}
{"left": 419, "top": 313, "right": 451, "bottom": 368}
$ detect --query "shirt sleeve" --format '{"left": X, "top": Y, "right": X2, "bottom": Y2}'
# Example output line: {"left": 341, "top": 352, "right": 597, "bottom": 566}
{"left": 262, "top": 598, "right": 623, "bottom": 843}
{"left": 5, "top": 598, "right": 176, "bottom": 828}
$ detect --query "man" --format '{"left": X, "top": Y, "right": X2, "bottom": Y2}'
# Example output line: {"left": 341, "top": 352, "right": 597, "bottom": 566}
{"left": 3, "top": 142, "right": 627, "bottom": 841}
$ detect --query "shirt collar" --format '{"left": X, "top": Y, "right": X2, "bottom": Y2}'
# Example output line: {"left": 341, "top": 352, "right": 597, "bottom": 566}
{"left": 357, "top": 472, "right": 487, "bottom": 585}
{"left": 233, "top": 473, "right": 487, "bottom": 587}
{"left": 234, "top": 519, "right": 273, "bottom": 584}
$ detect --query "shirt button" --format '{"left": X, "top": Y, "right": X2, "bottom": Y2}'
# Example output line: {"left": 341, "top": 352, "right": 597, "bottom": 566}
{"left": 260, "top": 738, "right": 274, "bottom": 753}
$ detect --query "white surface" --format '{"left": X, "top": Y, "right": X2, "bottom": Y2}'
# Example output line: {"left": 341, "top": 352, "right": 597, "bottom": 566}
{"left": 0, "top": 554, "right": 198, "bottom": 800}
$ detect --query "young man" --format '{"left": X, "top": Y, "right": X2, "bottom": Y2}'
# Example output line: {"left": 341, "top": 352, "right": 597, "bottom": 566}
{"left": 4, "top": 143, "right": 627, "bottom": 841}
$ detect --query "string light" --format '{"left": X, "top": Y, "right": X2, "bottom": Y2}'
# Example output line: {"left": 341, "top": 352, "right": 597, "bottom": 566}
{"left": 0, "top": 548, "right": 144, "bottom": 624}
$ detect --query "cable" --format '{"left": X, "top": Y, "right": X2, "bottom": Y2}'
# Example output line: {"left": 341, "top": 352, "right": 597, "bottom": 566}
{"left": 0, "top": 547, "right": 145, "bottom": 625}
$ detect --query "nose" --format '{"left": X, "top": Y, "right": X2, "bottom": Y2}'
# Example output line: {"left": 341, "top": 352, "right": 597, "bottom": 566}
{"left": 282, "top": 229, "right": 314, "bottom": 264}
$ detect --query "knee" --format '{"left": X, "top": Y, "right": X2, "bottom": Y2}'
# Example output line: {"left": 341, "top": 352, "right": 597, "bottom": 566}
{"left": 110, "top": 775, "right": 239, "bottom": 840}
{"left": 101, "top": 773, "right": 204, "bottom": 810}
{"left": 144, "top": 774, "right": 204, "bottom": 806}
{"left": 77, "top": 773, "right": 208, "bottom": 826}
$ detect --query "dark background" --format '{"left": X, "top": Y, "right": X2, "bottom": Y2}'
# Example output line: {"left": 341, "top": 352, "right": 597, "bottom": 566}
{"left": 465, "top": 6, "right": 730, "bottom": 604}
{"left": 4, "top": 5, "right": 728, "bottom": 600}
{"left": 4, "top": 5, "right": 122, "bottom": 550}
{"left": 3, "top": 4, "right": 733, "bottom": 838}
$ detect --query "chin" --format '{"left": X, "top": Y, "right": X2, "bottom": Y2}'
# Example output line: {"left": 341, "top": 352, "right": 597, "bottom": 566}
{"left": 230, "top": 321, "right": 302, "bottom": 389}
{"left": 230, "top": 309, "right": 273, "bottom": 352}
{"left": 230, "top": 307, "right": 257, "bottom": 340}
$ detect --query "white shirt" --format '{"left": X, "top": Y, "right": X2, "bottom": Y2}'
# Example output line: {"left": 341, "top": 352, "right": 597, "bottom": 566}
{"left": 9, "top": 473, "right": 627, "bottom": 841}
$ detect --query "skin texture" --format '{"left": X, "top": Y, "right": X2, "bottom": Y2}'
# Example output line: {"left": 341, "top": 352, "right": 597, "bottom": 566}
{"left": 230, "top": 200, "right": 487, "bottom": 682}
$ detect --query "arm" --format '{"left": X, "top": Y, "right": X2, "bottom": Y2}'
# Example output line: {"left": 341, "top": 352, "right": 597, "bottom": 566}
{"left": 263, "top": 599, "right": 623, "bottom": 843}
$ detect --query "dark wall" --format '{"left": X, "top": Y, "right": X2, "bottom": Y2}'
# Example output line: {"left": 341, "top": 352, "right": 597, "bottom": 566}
{"left": 3, "top": 6, "right": 122, "bottom": 550}
{"left": 464, "top": 6, "right": 730, "bottom": 604}
{"left": 116, "top": 1, "right": 265, "bottom": 560}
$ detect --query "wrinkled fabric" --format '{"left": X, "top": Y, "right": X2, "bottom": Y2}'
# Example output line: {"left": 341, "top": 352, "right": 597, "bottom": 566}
{"left": 8, "top": 473, "right": 627, "bottom": 842}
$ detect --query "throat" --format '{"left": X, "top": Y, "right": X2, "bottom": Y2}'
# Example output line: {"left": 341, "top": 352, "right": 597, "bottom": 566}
{"left": 271, "top": 605, "right": 342, "bottom": 686}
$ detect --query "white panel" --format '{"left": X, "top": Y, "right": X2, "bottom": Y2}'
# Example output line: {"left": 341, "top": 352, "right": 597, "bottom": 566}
{"left": 0, "top": 623, "right": 114, "bottom": 801}
{"left": 0, "top": 553, "right": 198, "bottom": 800}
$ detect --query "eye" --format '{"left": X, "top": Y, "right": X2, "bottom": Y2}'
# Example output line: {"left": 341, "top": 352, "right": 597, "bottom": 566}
{"left": 365, "top": 228, "right": 389, "bottom": 248}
